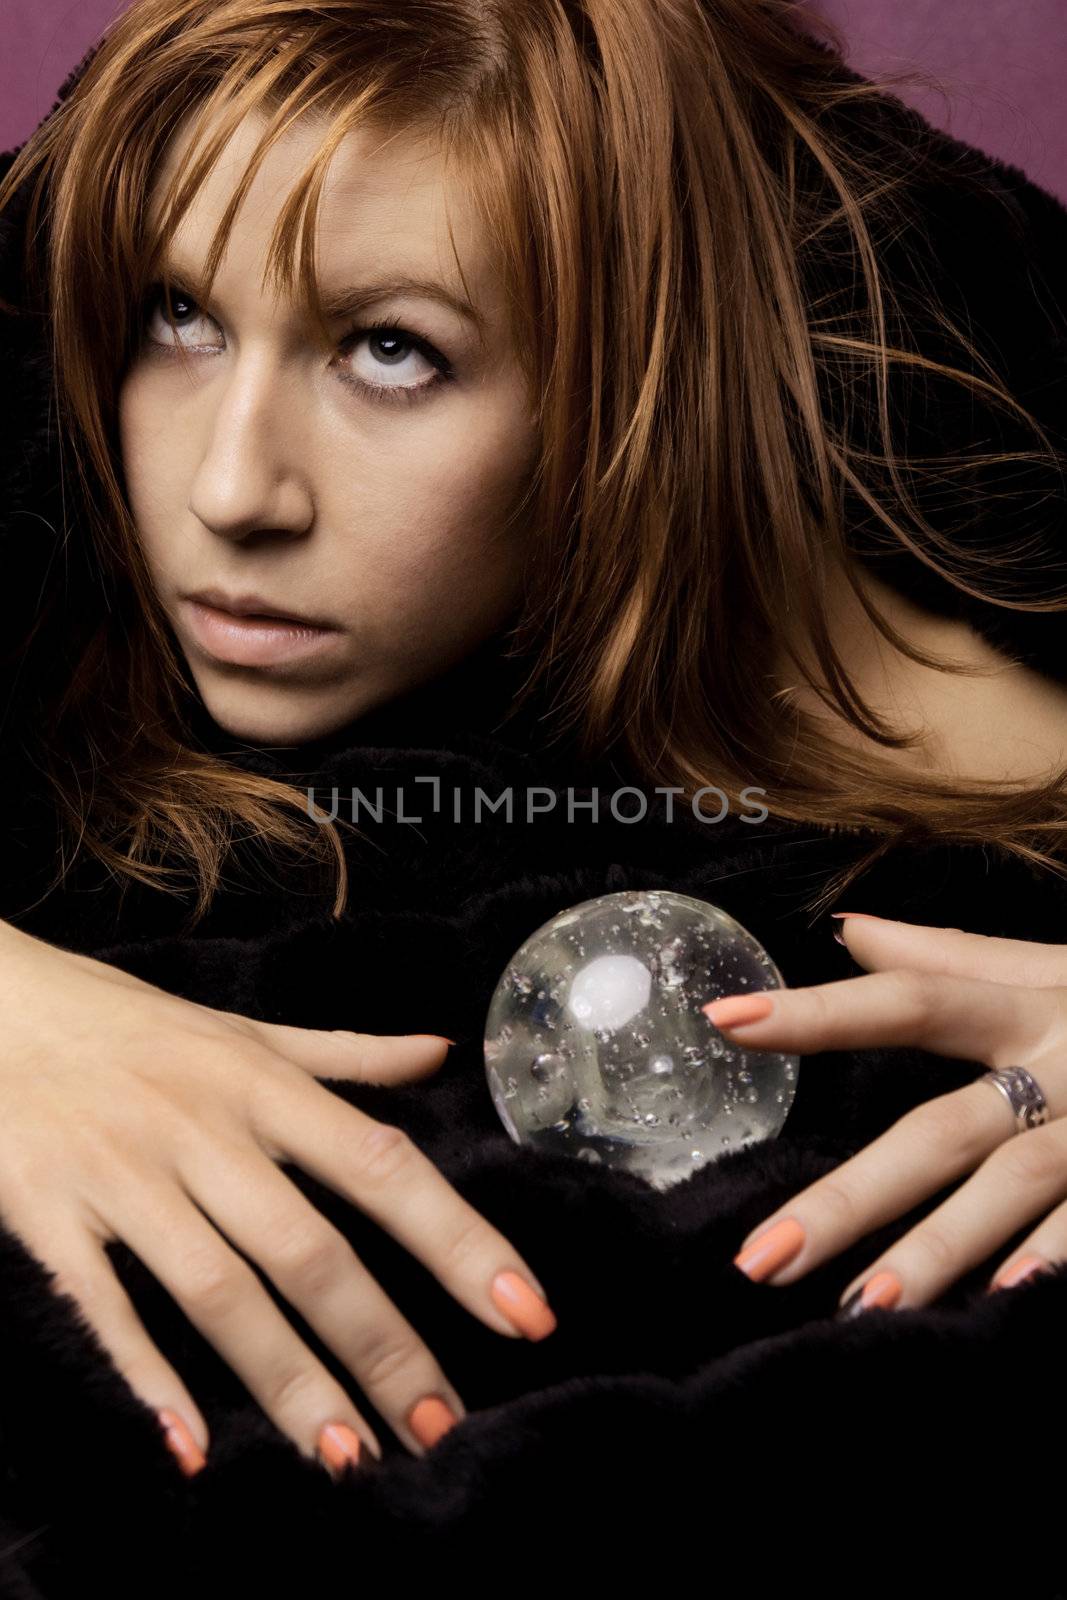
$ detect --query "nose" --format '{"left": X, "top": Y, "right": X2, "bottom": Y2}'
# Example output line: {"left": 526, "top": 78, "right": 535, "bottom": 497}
{"left": 186, "top": 352, "right": 315, "bottom": 543}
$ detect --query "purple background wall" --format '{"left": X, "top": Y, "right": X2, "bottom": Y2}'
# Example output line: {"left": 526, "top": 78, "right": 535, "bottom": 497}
{"left": 1, "top": 0, "right": 1065, "bottom": 202}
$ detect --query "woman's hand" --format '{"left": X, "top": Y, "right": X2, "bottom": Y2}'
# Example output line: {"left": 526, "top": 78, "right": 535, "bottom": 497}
{"left": 0, "top": 918, "right": 556, "bottom": 1478}
{"left": 700, "top": 914, "right": 1067, "bottom": 1317}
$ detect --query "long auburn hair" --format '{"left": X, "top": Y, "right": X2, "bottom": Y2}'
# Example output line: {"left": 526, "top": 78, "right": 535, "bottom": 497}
{"left": 1, "top": 0, "right": 1066, "bottom": 928}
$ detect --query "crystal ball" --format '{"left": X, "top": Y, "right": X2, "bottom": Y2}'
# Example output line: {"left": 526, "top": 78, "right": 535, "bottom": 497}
{"left": 484, "top": 890, "right": 799, "bottom": 1191}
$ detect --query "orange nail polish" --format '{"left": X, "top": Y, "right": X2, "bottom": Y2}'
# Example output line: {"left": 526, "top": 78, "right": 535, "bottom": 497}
{"left": 491, "top": 1270, "right": 558, "bottom": 1340}
{"left": 837, "top": 1269, "right": 903, "bottom": 1318}
{"left": 702, "top": 993, "right": 775, "bottom": 1031}
{"left": 158, "top": 1408, "right": 206, "bottom": 1477}
{"left": 408, "top": 1395, "right": 460, "bottom": 1449}
{"left": 733, "top": 1217, "right": 805, "bottom": 1282}
{"left": 990, "top": 1253, "right": 1048, "bottom": 1292}
{"left": 317, "top": 1422, "right": 362, "bottom": 1475}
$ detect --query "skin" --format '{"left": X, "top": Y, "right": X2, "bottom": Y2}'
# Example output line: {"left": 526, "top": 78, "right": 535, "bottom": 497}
{"left": 777, "top": 558, "right": 1067, "bottom": 785}
{"left": 100, "top": 95, "right": 1067, "bottom": 1449}
{"left": 717, "top": 572, "right": 1067, "bottom": 1309}
{"left": 705, "top": 917, "right": 1067, "bottom": 1312}
{"left": 118, "top": 104, "right": 540, "bottom": 746}
{"left": 0, "top": 102, "right": 556, "bottom": 1479}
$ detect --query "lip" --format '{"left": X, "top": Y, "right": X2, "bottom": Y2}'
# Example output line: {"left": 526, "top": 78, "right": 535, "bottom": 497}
{"left": 180, "top": 594, "right": 342, "bottom": 668}
{"left": 187, "top": 588, "right": 336, "bottom": 627}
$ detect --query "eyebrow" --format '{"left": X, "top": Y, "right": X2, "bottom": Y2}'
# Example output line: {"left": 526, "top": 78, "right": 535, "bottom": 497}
{"left": 319, "top": 274, "right": 487, "bottom": 334}
{"left": 157, "top": 252, "right": 487, "bottom": 335}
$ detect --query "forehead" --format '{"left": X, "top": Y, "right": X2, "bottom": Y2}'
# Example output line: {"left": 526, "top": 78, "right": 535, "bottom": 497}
{"left": 148, "top": 104, "right": 494, "bottom": 303}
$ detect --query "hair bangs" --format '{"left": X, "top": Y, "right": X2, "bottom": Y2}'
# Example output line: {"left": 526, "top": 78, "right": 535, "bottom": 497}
{"left": 139, "top": 42, "right": 520, "bottom": 367}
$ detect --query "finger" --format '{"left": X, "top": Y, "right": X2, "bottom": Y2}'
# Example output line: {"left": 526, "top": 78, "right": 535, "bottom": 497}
{"left": 730, "top": 1069, "right": 1033, "bottom": 1285}
{"left": 224, "top": 1016, "right": 454, "bottom": 1084}
{"left": 50, "top": 947, "right": 456, "bottom": 1081}
{"left": 9, "top": 1213, "right": 211, "bottom": 1470}
{"left": 60, "top": 956, "right": 455, "bottom": 1084}
{"left": 988, "top": 1192, "right": 1067, "bottom": 1294}
{"left": 701, "top": 967, "right": 1066, "bottom": 1072}
{"left": 175, "top": 1137, "right": 466, "bottom": 1458}
{"left": 101, "top": 1174, "right": 385, "bottom": 1470}
{"left": 833, "top": 1111, "right": 1067, "bottom": 1310}
{"left": 834, "top": 914, "right": 1067, "bottom": 988}
{"left": 251, "top": 1074, "right": 558, "bottom": 1344}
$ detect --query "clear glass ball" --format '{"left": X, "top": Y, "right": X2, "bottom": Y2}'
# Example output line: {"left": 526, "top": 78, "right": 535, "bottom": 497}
{"left": 484, "top": 890, "right": 799, "bottom": 1191}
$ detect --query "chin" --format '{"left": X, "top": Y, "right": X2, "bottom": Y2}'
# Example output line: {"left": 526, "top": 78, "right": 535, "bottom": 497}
{"left": 196, "top": 678, "right": 374, "bottom": 748}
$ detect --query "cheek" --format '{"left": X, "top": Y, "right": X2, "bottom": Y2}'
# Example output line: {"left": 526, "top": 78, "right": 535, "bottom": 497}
{"left": 345, "top": 403, "right": 537, "bottom": 588}
{"left": 116, "top": 378, "right": 189, "bottom": 566}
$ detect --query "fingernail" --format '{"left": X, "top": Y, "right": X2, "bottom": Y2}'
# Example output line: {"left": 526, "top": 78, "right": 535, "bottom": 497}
{"left": 836, "top": 1269, "right": 903, "bottom": 1319}
{"left": 831, "top": 913, "right": 887, "bottom": 946}
{"left": 491, "top": 1270, "right": 558, "bottom": 1340}
{"left": 702, "top": 993, "right": 775, "bottom": 1031}
{"left": 989, "top": 1252, "right": 1049, "bottom": 1292}
{"left": 410, "top": 1034, "right": 456, "bottom": 1047}
{"left": 408, "top": 1395, "right": 460, "bottom": 1450}
{"left": 317, "top": 1422, "right": 362, "bottom": 1476}
{"left": 733, "top": 1217, "right": 805, "bottom": 1282}
{"left": 158, "top": 1408, "right": 206, "bottom": 1477}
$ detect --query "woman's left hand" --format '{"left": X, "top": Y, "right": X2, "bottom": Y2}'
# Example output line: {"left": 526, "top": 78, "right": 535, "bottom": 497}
{"left": 700, "top": 914, "right": 1067, "bottom": 1317}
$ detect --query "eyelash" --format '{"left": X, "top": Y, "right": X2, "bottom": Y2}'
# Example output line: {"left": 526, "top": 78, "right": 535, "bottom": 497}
{"left": 139, "top": 283, "right": 455, "bottom": 407}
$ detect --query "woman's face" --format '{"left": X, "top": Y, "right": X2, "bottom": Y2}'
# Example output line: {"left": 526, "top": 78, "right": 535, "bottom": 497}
{"left": 118, "top": 105, "right": 539, "bottom": 745}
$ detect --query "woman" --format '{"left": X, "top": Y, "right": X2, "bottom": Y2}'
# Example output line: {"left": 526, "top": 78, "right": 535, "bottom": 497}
{"left": 0, "top": 0, "right": 1066, "bottom": 1587}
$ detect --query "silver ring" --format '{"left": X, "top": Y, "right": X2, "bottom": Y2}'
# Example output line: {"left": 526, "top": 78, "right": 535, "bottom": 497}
{"left": 979, "top": 1066, "right": 1050, "bottom": 1134}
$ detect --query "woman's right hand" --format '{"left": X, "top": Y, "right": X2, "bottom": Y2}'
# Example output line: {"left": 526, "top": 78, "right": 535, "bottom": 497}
{"left": 0, "top": 917, "right": 557, "bottom": 1477}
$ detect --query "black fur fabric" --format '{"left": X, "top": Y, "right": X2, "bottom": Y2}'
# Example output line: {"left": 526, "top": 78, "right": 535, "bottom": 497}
{"left": 2, "top": 40, "right": 1067, "bottom": 1600}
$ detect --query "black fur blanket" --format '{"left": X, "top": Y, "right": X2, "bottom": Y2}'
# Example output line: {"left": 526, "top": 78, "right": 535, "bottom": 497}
{"left": 2, "top": 41, "right": 1067, "bottom": 1600}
